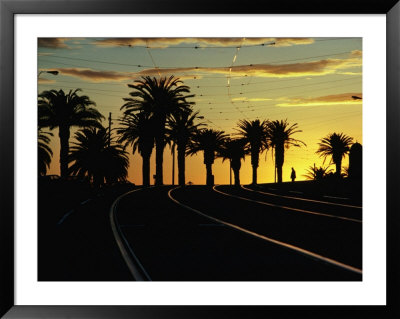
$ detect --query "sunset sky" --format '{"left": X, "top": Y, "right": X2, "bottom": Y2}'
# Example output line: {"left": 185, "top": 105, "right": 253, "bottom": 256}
{"left": 38, "top": 37, "right": 362, "bottom": 185}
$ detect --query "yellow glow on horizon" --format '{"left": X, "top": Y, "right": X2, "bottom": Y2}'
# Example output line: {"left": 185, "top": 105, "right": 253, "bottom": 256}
{"left": 277, "top": 100, "right": 362, "bottom": 107}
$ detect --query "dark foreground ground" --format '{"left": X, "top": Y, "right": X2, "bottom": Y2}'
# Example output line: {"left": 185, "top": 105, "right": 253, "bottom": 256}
{"left": 38, "top": 179, "right": 134, "bottom": 280}
{"left": 38, "top": 179, "right": 362, "bottom": 281}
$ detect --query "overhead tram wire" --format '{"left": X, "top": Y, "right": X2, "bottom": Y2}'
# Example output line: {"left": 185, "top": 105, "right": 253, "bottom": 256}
{"left": 199, "top": 88, "right": 362, "bottom": 122}
{"left": 131, "top": 43, "right": 222, "bottom": 130}
{"left": 39, "top": 59, "right": 97, "bottom": 69}
{"left": 37, "top": 81, "right": 222, "bottom": 130}
{"left": 145, "top": 40, "right": 161, "bottom": 78}
{"left": 226, "top": 38, "right": 252, "bottom": 121}
{"left": 38, "top": 58, "right": 246, "bottom": 80}
{"left": 40, "top": 54, "right": 153, "bottom": 68}
{"left": 186, "top": 73, "right": 360, "bottom": 91}
{"left": 298, "top": 110, "right": 361, "bottom": 130}
{"left": 41, "top": 53, "right": 360, "bottom": 131}
{"left": 37, "top": 70, "right": 359, "bottom": 101}
{"left": 193, "top": 76, "right": 361, "bottom": 101}
{"left": 190, "top": 76, "right": 312, "bottom": 88}
{"left": 257, "top": 105, "right": 361, "bottom": 125}
{"left": 42, "top": 79, "right": 133, "bottom": 86}
{"left": 204, "top": 92, "right": 362, "bottom": 119}
{"left": 38, "top": 59, "right": 357, "bottom": 83}
{"left": 208, "top": 109, "right": 361, "bottom": 131}
{"left": 37, "top": 83, "right": 224, "bottom": 128}
{"left": 38, "top": 83, "right": 129, "bottom": 94}
{"left": 38, "top": 52, "right": 360, "bottom": 89}
{"left": 205, "top": 103, "right": 361, "bottom": 124}
{"left": 39, "top": 50, "right": 355, "bottom": 70}
{"left": 40, "top": 79, "right": 360, "bottom": 114}
{"left": 38, "top": 83, "right": 126, "bottom": 98}
{"left": 204, "top": 106, "right": 362, "bottom": 129}
{"left": 75, "top": 37, "right": 360, "bottom": 48}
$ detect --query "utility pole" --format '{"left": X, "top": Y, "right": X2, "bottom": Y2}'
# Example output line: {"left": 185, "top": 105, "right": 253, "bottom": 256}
{"left": 108, "top": 112, "right": 112, "bottom": 147}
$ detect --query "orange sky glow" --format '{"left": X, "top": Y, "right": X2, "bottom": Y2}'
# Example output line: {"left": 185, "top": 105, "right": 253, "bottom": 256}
{"left": 38, "top": 37, "right": 362, "bottom": 185}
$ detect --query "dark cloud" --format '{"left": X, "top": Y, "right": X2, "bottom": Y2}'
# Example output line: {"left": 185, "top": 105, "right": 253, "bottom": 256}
{"left": 277, "top": 93, "right": 363, "bottom": 107}
{"left": 38, "top": 78, "right": 56, "bottom": 84}
{"left": 38, "top": 38, "right": 71, "bottom": 49}
{"left": 55, "top": 68, "right": 134, "bottom": 82}
{"left": 135, "top": 56, "right": 361, "bottom": 78}
{"left": 51, "top": 54, "right": 361, "bottom": 82}
{"left": 92, "top": 37, "right": 314, "bottom": 48}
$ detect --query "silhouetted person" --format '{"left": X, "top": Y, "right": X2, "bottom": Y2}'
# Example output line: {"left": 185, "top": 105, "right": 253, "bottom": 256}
{"left": 291, "top": 167, "right": 296, "bottom": 182}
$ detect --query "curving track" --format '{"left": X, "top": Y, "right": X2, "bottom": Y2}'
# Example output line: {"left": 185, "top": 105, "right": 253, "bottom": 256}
{"left": 111, "top": 186, "right": 362, "bottom": 281}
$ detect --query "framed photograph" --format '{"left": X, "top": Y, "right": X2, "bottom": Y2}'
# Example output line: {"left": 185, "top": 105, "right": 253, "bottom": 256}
{"left": 1, "top": 0, "right": 399, "bottom": 318}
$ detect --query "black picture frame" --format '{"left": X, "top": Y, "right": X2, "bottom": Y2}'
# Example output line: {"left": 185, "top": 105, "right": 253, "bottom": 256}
{"left": 1, "top": 0, "right": 399, "bottom": 318}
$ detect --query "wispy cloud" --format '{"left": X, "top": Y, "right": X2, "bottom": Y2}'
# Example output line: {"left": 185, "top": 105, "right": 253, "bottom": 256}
{"left": 336, "top": 72, "right": 362, "bottom": 75}
{"left": 351, "top": 50, "right": 362, "bottom": 57}
{"left": 92, "top": 37, "right": 314, "bottom": 48}
{"left": 38, "top": 78, "right": 56, "bottom": 84}
{"left": 55, "top": 68, "right": 135, "bottom": 82}
{"left": 273, "top": 38, "right": 315, "bottom": 47}
{"left": 135, "top": 56, "right": 361, "bottom": 78}
{"left": 38, "top": 38, "right": 71, "bottom": 49}
{"left": 232, "top": 97, "right": 273, "bottom": 102}
{"left": 51, "top": 54, "right": 361, "bottom": 82}
{"left": 38, "top": 52, "right": 55, "bottom": 56}
{"left": 53, "top": 68, "right": 201, "bottom": 82}
{"left": 276, "top": 93, "right": 362, "bottom": 107}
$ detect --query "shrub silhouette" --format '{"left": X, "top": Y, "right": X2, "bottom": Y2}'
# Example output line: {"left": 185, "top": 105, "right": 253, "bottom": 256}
{"left": 316, "top": 132, "right": 353, "bottom": 178}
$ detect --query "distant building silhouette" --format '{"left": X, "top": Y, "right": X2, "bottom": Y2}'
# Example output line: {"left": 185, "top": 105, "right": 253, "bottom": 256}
{"left": 349, "top": 142, "right": 362, "bottom": 180}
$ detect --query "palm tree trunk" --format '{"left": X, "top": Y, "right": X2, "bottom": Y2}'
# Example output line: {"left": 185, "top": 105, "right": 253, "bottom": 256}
{"left": 251, "top": 152, "right": 259, "bottom": 185}
{"left": 155, "top": 136, "right": 164, "bottom": 186}
{"left": 206, "top": 163, "right": 213, "bottom": 186}
{"left": 252, "top": 165, "right": 257, "bottom": 185}
{"left": 336, "top": 159, "right": 342, "bottom": 178}
{"left": 177, "top": 147, "right": 185, "bottom": 186}
{"left": 233, "top": 168, "right": 240, "bottom": 187}
{"left": 58, "top": 125, "right": 70, "bottom": 179}
{"left": 277, "top": 165, "right": 283, "bottom": 183}
{"left": 142, "top": 154, "right": 151, "bottom": 186}
{"left": 232, "top": 159, "right": 241, "bottom": 187}
{"left": 276, "top": 144, "right": 284, "bottom": 183}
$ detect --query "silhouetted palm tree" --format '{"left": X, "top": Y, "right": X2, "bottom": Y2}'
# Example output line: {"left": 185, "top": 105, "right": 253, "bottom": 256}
{"left": 68, "top": 127, "right": 129, "bottom": 187}
{"left": 117, "top": 112, "right": 154, "bottom": 186}
{"left": 187, "top": 129, "right": 227, "bottom": 186}
{"left": 38, "top": 89, "right": 103, "bottom": 178}
{"left": 121, "top": 76, "right": 194, "bottom": 186}
{"left": 267, "top": 119, "right": 306, "bottom": 183}
{"left": 218, "top": 138, "right": 248, "bottom": 187}
{"left": 316, "top": 132, "right": 353, "bottom": 178}
{"left": 236, "top": 119, "right": 269, "bottom": 185}
{"left": 166, "top": 109, "right": 205, "bottom": 186}
{"left": 38, "top": 128, "right": 53, "bottom": 176}
{"left": 303, "top": 165, "right": 333, "bottom": 181}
